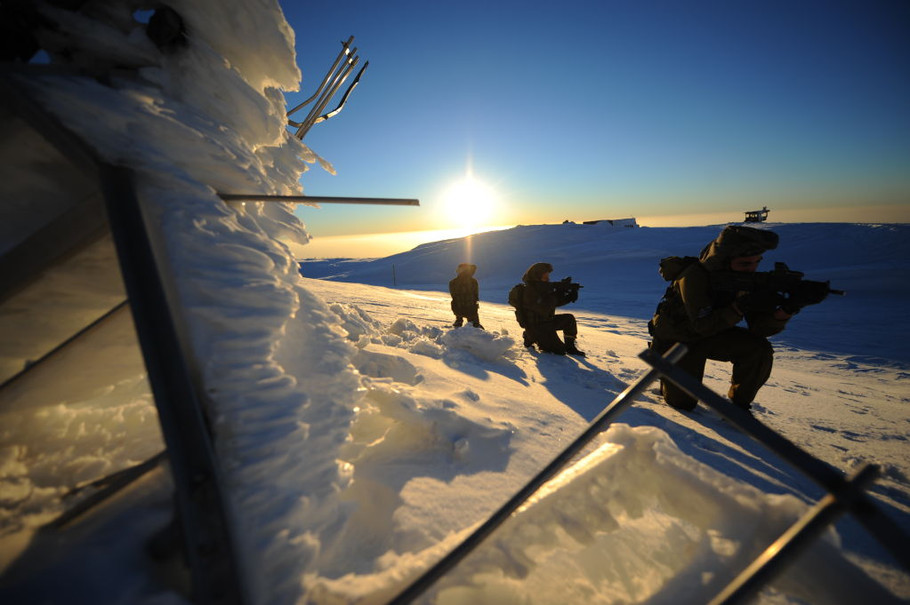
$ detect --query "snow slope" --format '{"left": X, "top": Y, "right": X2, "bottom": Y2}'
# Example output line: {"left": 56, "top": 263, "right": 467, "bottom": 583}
{"left": 1, "top": 1, "right": 907, "bottom": 604}
{"left": 3, "top": 222, "right": 908, "bottom": 604}
{"left": 293, "top": 225, "right": 910, "bottom": 603}
{"left": 302, "top": 221, "right": 910, "bottom": 364}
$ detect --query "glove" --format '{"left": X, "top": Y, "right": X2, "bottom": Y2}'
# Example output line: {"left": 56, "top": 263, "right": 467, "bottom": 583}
{"left": 781, "top": 281, "right": 830, "bottom": 314}
{"left": 735, "top": 289, "right": 781, "bottom": 313}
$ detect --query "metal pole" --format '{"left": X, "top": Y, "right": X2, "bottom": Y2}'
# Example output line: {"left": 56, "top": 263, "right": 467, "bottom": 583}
{"left": 0, "top": 299, "right": 129, "bottom": 393}
{"left": 640, "top": 347, "right": 849, "bottom": 492}
{"left": 312, "top": 61, "right": 369, "bottom": 125}
{"left": 298, "top": 53, "right": 358, "bottom": 137}
{"left": 44, "top": 450, "right": 169, "bottom": 530}
{"left": 296, "top": 51, "right": 358, "bottom": 139}
{"left": 640, "top": 347, "right": 910, "bottom": 572}
{"left": 286, "top": 36, "right": 354, "bottom": 118}
{"left": 387, "top": 345, "right": 688, "bottom": 604}
{"left": 709, "top": 465, "right": 879, "bottom": 604}
{"left": 102, "top": 166, "right": 251, "bottom": 605}
{"left": 218, "top": 193, "right": 419, "bottom": 206}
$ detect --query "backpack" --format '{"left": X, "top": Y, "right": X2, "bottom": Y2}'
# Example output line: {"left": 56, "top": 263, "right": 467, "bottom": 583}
{"left": 508, "top": 283, "right": 528, "bottom": 327}
{"left": 658, "top": 256, "right": 699, "bottom": 281}
{"left": 649, "top": 256, "right": 699, "bottom": 336}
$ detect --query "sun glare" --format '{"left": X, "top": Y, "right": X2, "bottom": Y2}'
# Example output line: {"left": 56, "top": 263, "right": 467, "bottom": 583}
{"left": 441, "top": 175, "right": 498, "bottom": 229}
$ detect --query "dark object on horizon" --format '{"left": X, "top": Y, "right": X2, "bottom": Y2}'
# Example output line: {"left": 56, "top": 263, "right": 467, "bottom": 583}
{"left": 744, "top": 206, "right": 770, "bottom": 223}
{"left": 580, "top": 218, "right": 638, "bottom": 228}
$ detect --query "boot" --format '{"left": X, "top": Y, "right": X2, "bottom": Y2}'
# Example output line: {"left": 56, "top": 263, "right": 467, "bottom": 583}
{"left": 565, "top": 337, "right": 586, "bottom": 357}
{"left": 727, "top": 385, "right": 753, "bottom": 413}
{"left": 453, "top": 318, "right": 464, "bottom": 327}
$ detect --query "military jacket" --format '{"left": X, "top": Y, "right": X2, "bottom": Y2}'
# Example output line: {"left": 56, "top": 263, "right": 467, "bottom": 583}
{"left": 449, "top": 275, "right": 479, "bottom": 313}
{"left": 651, "top": 262, "right": 787, "bottom": 343}
{"left": 521, "top": 280, "right": 564, "bottom": 326}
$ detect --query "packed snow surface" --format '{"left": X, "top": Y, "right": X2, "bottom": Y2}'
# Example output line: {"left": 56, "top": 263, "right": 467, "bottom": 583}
{"left": 0, "top": 1, "right": 907, "bottom": 604}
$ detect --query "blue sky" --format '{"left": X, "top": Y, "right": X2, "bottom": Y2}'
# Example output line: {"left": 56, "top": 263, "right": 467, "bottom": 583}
{"left": 280, "top": 0, "right": 909, "bottom": 240}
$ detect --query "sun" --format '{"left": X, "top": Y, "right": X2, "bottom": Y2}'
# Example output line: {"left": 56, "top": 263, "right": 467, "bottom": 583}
{"left": 441, "top": 174, "right": 499, "bottom": 229}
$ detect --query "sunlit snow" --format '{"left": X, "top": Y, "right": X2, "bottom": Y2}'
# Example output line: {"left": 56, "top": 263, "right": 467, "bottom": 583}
{"left": 0, "top": 1, "right": 907, "bottom": 604}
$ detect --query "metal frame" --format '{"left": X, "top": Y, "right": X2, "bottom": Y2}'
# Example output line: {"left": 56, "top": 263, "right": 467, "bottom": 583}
{"left": 389, "top": 344, "right": 909, "bottom": 604}
{"left": 388, "top": 346, "right": 688, "bottom": 604}
{"left": 44, "top": 450, "right": 168, "bottom": 530}
{"left": 0, "top": 300, "right": 128, "bottom": 393}
{"left": 101, "top": 164, "right": 251, "bottom": 604}
{"left": 2, "top": 61, "right": 419, "bottom": 604}
{"left": 643, "top": 346, "right": 909, "bottom": 603}
{"left": 1, "top": 69, "right": 250, "bottom": 605}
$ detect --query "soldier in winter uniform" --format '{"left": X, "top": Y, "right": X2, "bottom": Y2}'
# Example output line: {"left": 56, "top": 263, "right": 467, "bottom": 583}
{"left": 449, "top": 263, "right": 483, "bottom": 328}
{"left": 649, "top": 225, "right": 790, "bottom": 412}
{"left": 521, "top": 262, "right": 585, "bottom": 356}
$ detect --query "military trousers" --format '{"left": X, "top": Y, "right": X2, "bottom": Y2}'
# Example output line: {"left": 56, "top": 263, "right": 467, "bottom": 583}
{"left": 451, "top": 301, "right": 479, "bottom": 325}
{"left": 652, "top": 327, "right": 773, "bottom": 411}
{"left": 526, "top": 314, "right": 577, "bottom": 354}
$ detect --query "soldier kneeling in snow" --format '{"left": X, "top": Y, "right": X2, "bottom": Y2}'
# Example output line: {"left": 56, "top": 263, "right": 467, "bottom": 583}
{"left": 520, "top": 262, "right": 585, "bottom": 357}
{"left": 649, "top": 225, "right": 796, "bottom": 412}
{"left": 449, "top": 263, "right": 483, "bottom": 328}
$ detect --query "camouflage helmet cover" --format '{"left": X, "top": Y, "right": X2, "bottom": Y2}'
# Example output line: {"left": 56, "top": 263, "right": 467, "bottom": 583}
{"left": 456, "top": 263, "right": 477, "bottom": 276}
{"left": 523, "top": 262, "right": 554, "bottom": 282}
{"left": 700, "top": 225, "right": 779, "bottom": 271}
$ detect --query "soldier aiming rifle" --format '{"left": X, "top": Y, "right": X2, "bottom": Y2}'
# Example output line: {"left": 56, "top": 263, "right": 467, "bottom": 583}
{"left": 512, "top": 263, "right": 586, "bottom": 357}
{"left": 649, "top": 225, "right": 841, "bottom": 413}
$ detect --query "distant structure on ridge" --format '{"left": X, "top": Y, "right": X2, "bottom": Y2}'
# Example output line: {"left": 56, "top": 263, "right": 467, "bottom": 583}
{"left": 744, "top": 206, "right": 770, "bottom": 223}
{"left": 562, "top": 218, "right": 639, "bottom": 228}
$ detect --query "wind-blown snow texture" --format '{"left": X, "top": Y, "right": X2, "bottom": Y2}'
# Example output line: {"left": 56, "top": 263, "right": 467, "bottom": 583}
{"left": 0, "top": 2, "right": 907, "bottom": 604}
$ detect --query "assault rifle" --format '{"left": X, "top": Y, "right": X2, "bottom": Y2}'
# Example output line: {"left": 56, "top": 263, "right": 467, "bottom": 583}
{"left": 552, "top": 276, "right": 583, "bottom": 304}
{"left": 712, "top": 262, "right": 844, "bottom": 313}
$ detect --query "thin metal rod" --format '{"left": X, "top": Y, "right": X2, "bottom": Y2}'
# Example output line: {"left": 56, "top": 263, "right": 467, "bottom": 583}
{"left": 388, "top": 345, "right": 688, "bottom": 604}
{"left": 298, "top": 38, "right": 355, "bottom": 115}
{"left": 102, "top": 165, "right": 250, "bottom": 604}
{"left": 286, "top": 36, "right": 354, "bottom": 116}
{"left": 297, "top": 50, "right": 357, "bottom": 137}
{"left": 641, "top": 347, "right": 910, "bottom": 571}
{"left": 313, "top": 60, "right": 368, "bottom": 125}
{"left": 0, "top": 300, "right": 129, "bottom": 394}
{"left": 709, "top": 465, "right": 879, "bottom": 605}
{"left": 641, "top": 347, "right": 848, "bottom": 492}
{"left": 297, "top": 53, "right": 358, "bottom": 138}
{"left": 218, "top": 193, "right": 419, "bottom": 206}
{"left": 44, "top": 450, "right": 168, "bottom": 530}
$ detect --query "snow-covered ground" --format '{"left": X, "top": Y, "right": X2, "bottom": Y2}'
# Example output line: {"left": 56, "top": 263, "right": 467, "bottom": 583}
{"left": 3, "top": 222, "right": 909, "bottom": 604}
{"left": 1, "top": 2, "right": 907, "bottom": 604}
{"left": 293, "top": 222, "right": 910, "bottom": 604}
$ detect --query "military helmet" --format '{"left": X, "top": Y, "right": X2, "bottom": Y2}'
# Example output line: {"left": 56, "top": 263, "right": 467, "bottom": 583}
{"left": 524, "top": 262, "right": 554, "bottom": 282}
{"left": 700, "top": 225, "right": 778, "bottom": 271}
